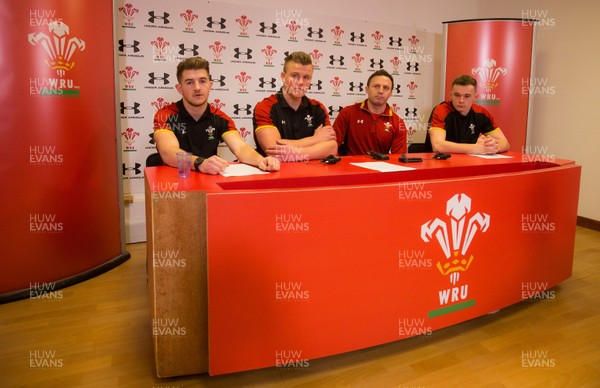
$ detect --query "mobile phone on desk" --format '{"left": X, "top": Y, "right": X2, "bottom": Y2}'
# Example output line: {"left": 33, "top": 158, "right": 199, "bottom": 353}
{"left": 399, "top": 154, "right": 423, "bottom": 163}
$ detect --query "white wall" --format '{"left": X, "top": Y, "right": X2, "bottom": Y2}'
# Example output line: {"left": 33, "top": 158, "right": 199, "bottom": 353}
{"left": 212, "top": 0, "right": 599, "bottom": 221}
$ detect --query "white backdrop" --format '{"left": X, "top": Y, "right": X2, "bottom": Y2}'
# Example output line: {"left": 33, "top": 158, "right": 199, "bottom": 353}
{"left": 115, "top": 0, "right": 435, "bottom": 241}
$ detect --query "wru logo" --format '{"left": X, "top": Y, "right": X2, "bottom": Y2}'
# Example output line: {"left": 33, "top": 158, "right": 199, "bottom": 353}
{"left": 421, "top": 194, "right": 490, "bottom": 285}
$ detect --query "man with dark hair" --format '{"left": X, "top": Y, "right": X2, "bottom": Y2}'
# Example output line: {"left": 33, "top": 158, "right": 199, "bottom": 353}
{"left": 153, "top": 57, "right": 279, "bottom": 174}
{"left": 253, "top": 51, "right": 337, "bottom": 162}
{"left": 333, "top": 69, "right": 407, "bottom": 155}
{"left": 426, "top": 74, "right": 510, "bottom": 154}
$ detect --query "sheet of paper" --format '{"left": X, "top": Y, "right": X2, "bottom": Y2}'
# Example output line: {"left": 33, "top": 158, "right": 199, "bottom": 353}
{"left": 220, "top": 163, "right": 270, "bottom": 177}
{"left": 470, "top": 154, "right": 513, "bottom": 159}
{"left": 350, "top": 161, "right": 416, "bottom": 172}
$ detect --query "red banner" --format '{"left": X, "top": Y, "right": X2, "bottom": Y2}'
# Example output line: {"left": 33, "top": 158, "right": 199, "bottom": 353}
{"left": 206, "top": 162, "right": 579, "bottom": 374}
{"left": 444, "top": 19, "right": 535, "bottom": 152}
{"left": 0, "top": 1, "right": 127, "bottom": 299}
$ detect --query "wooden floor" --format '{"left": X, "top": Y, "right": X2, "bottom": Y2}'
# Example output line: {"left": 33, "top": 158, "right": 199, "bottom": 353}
{"left": 1, "top": 227, "right": 599, "bottom": 388}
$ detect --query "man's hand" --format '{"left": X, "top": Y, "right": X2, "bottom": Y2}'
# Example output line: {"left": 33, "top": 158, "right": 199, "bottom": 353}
{"left": 265, "top": 140, "right": 309, "bottom": 162}
{"left": 197, "top": 155, "right": 229, "bottom": 174}
{"left": 475, "top": 134, "right": 500, "bottom": 154}
{"left": 258, "top": 156, "right": 280, "bottom": 171}
{"left": 312, "top": 124, "right": 337, "bottom": 143}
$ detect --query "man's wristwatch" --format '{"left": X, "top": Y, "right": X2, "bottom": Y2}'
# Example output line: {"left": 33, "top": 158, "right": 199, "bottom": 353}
{"left": 193, "top": 157, "right": 205, "bottom": 172}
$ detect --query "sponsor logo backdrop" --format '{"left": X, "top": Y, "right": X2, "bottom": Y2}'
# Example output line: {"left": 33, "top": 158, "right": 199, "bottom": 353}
{"left": 116, "top": 0, "right": 435, "bottom": 196}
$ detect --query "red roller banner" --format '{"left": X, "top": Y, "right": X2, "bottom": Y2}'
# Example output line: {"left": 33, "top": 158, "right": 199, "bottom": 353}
{"left": 443, "top": 19, "right": 535, "bottom": 152}
{"left": 0, "top": 1, "right": 129, "bottom": 302}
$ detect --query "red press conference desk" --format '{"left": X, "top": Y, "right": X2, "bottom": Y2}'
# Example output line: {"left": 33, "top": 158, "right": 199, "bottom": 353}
{"left": 144, "top": 152, "right": 581, "bottom": 377}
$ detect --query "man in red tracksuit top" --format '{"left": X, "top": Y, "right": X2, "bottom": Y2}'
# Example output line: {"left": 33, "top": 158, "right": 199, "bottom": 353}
{"left": 333, "top": 70, "right": 407, "bottom": 156}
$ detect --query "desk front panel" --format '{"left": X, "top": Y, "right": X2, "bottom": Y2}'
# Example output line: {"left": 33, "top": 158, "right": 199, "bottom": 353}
{"left": 206, "top": 164, "right": 580, "bottom": 375}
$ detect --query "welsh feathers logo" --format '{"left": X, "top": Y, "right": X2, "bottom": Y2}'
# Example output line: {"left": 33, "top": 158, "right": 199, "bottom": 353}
{"left": 471, "top": 59, "right": 507, "bottom": 104}
{"left": 28, "top": 20, "right": 84, "bottom": 96}
{"left": 28, "top": 21, "right": 85, "bottom": 78}
{"left": 421, "top": 194, "right": 490, "bottom": 318}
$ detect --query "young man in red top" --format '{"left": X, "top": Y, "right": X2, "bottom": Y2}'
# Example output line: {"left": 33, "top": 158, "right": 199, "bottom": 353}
{"left": 333, "top": 70, "right": 407, "bottom": 155}
{"left": 426, "top": 74, "right": 510, "bottom": 154}
{"left": 253, "top": 51, "right": 337, "bottom": 162}
{"left": 153, "top": 57, "right": 279, "bottom": 174}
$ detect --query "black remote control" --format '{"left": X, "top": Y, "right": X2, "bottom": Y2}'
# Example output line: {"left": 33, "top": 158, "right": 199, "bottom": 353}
{"left": 321, "top": 155, "right": 341, "bottom": 164}
{"left": 367, "top": 151, "right": 389, "bottom": 160}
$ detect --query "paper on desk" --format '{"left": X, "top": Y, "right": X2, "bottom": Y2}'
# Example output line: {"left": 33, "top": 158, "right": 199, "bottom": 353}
{"left": 350, "top": 161, "right": 416, "bottom": 172}
{"left": 469, "top": 154, "right": 513, "bottom": 159}
{"left": 220, "top": 163, "right": 270, "bottom": 177}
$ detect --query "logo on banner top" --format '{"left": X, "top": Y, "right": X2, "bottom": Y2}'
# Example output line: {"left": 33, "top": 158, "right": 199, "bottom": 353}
{"left": 348, "top": 81, "right": 364, "bottom": 95}
{"left": 118, "top": 39, "right": 143, "bottom": 58}
{"left": 393, "top": 84, "right": 403, "bottom": 97}
{"left": 286, "top": 20, "right": 302, "bottom": 41}
{"left": 205, "top": 16, "right": 228, "bottom": 33}
{"left": 388, "top": 36, "right": 402, "bottom": 49}
{"left": 404, "top": 107, "right": 418, "bottom": 119}
{"left": 119, "top": 3, "right": 139, "bottom": 28}
{"left": 181, "top": 9, "right": 199, "bottom": 33}
{"left": 209, "top": 41, "right": 226, "bottom": 63}
{"left": 151, "top": 36, "right": 170, "bottom": 61}
{"left": 309, "top": 49, "right": 323, "bottom": 69}
{"left": 119, "top": 66, "right": 139, "bottom": 90}
{"left": 330, "top": 77, "right": 343, "bottom": 97}
{"left": 327, "top": 55, "right": 346, "bottom": 70}
{"left": 211, "top": 75, "right": 228, "bottom": 90}
{"left": 232, "top": 104, "right": 252, "bottom": 117}
{"left": 305, "top": 27, "right": 326, "bottom": 43}
{"left": 369, "top": 58, "right": 384, "bottom": 70}
{"left": 349, "top": 31, "right": 366, "bottom": 47}
{"left": 328, "top": 105, "right": 343, "bottom": 119}
{"left": 211, "top": 99, "right": 226, "bottom": 111}
{"left": 257, "top": 21, "right": 278, "bottom": 38}
{"left": 405, "top": 61, "right": 420, "bottom": 75}
{"left": 235, "top": 72, "right": 252, "bottom": 93}
{"left": 421, "top": 193, "right": 490, "bottom": 318}
{"left": 371, "top": 31, "right": 384, "bottom": 50}
{"left": 406, "top": 125, "right": 417, "bottom": 143}
{"left": 146, "top": 72, "right": 171, "bottom": 90}
{"left": 309, "top": 79, "right": 324, "bottom": 95}
{"left": 408, "top": 35, "right": 420, "bottom": 53}
{"left": 151, "top": 97, "right": 170, "bottom": 112}
{"left": 122, "top": 128, "right": 140, "bottom": 151}
{"left": 178, "top": 43, "right": 199, "bottom": 57}
{"left": 390, "top": 56, "right": 402, "bottom": 74}
{"left": 257, "top": 77, "right": 277, "bottom": 92}
{"left": 406, "top": 81, "right": 418, "bottom": 99}
{"left": 145, "top": 11, "right": 173, "bottom": 29}
{"left": 262, "top": 45, "right": 278, "bottom": 67}
{"left": 352, "top": 53, "right": 364, "bottom": 72}
{"left": 232, "top": 47, "right": 255, "bottom": 64}
{"left": 236, "top": 15, "right": 252, "bottom": 37}
{"left": 28, "top": 20, "right": 84, "bottom": 96}
{"left": 331, "top": 26, "right": 345, "bottom": 46}
{"left": 472, "top": 59, "right": 507, "bottom": 104}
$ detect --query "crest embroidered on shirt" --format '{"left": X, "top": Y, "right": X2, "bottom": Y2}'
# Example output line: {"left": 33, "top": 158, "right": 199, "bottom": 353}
{"left": 469, "top": 123, "right": 475, "bottom": 135}
{"left": 281, "top": 120, "right": 286, "bottom": 125}
{"left": 357, "top": 119, "right": 364, "bottom": 124}
{"left": 206, "top": 126, "right": 216, "bottom": 140}
{"left": 384, "top": 122, "right": 392, "bottom": 132}
{"left": 305, "top": 114, "right": 313, "bottom": 128}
